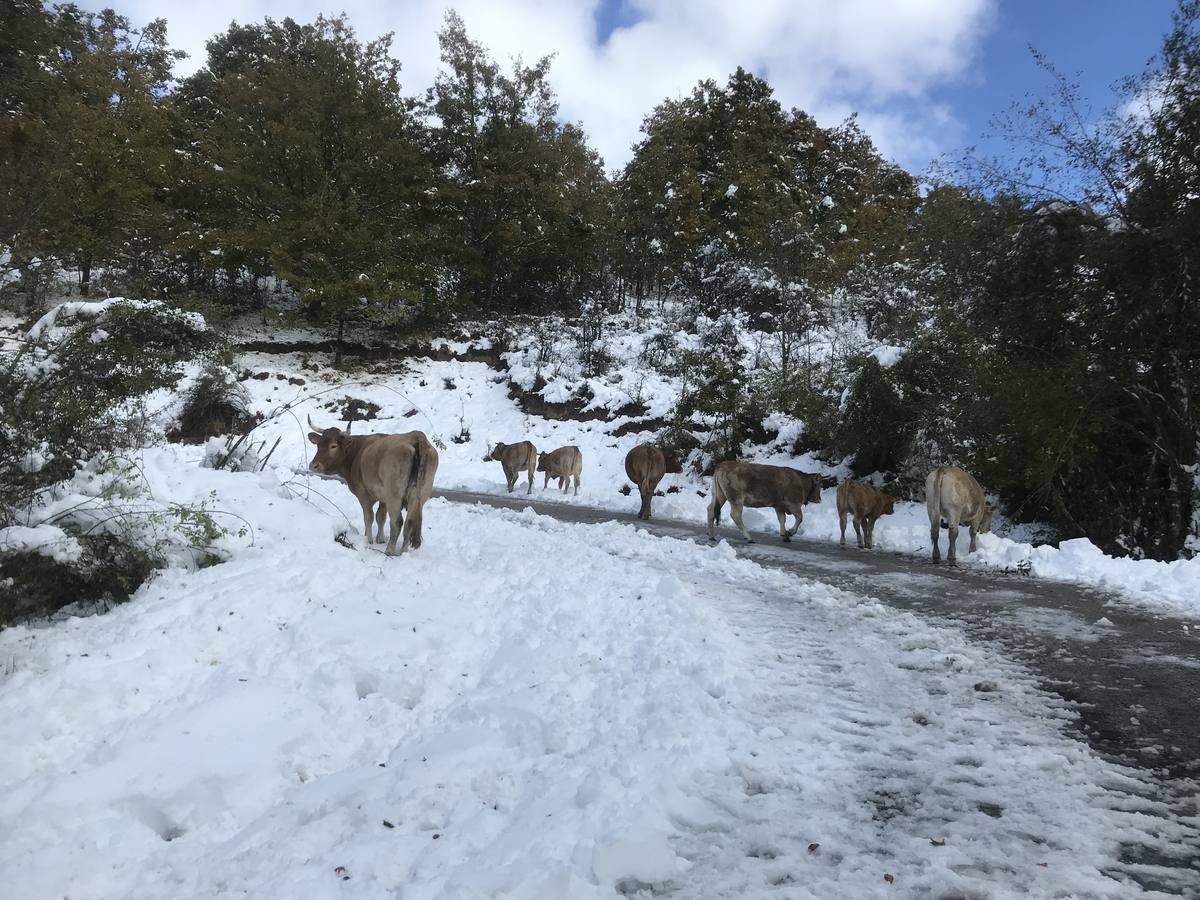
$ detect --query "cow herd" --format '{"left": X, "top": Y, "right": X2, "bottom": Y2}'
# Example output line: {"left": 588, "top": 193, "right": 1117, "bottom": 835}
{"left": 306, "top": 420, "right": 994, "bottom": 564}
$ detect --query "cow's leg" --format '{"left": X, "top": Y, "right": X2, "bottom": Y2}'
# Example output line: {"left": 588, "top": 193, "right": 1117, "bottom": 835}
{"left": 776, "top": 507, "right": 790, "bottom": 541}
{"left": 947, "top": 516, "right": 960, "bottom": 564}
{"left": 853, "top": 514, "right": 865, "bottom": 548}
{"left": 384, "top": 499, "right": 404, "bottom": 556}
{"left": 374, "top": 503, "right": 388, "bottom": 543}
{"left": 401, "top": 494, "right": 424, "bottom": 551}
{"left": 865, "top": 515, "right": 876, "bottom": 549}
{"left": 786, "top": 505, "right": 803, "bottom": 540}
{"left": 505, "top": 465, "right": 517, "bottom": 493}
{"left": 544, "top": 471, "right": 551, "bottom": 490}
{"left": 707, "top": 494, "right": 724, "bottom": 540}
{"left": 968, "top": 523, "right": 978, "bottom": 554}
{"left": 730, "top": 503, "right": 753, "bottom": 542}
{"left": 560, "top": 475, "right": 569, "bottom": 494}
{"left": 838, "top": 506, "right": 848, "bottom": 546}
{"left": 573, "top": 472, "right": 580, "bottom": 496}
{"left": 929, "top": 513, "right": 941, "bottom": 562}
{"left": 357, "top": 496, "right": 376, "bottom": 545}
{"left": 526, "top": 461, "right": 534, "bottom": 494}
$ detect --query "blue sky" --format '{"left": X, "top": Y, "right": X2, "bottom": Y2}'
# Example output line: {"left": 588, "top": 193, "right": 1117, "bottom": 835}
{"left": 588, "top": 0, "right": 1179, "bottom": 172}
{"left": 145, "top": 0, "right": 1181, "bottom": 174}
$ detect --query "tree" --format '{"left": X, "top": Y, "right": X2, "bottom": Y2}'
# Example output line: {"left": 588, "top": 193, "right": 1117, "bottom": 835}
{"left": 425, "top": 12, "right": 610, "bottom": 313}
{"left": 177, "top": 16, "right": 431, "bottom": 342}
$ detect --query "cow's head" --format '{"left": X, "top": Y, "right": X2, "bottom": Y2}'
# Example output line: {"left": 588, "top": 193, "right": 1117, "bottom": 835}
{"left": 880, "top": 492, "right": 897, "bottom": 516}
{"left": 978, "top": 504, "right": 994, "bottom": 534}
{"left": 662, "top": 450, "right": 684, "bottom": 474}
{"left": 536, "top": 451, "right": 548, "bottom": 472}
{"left": 806, "top": 476, "right": 823, "bottom": 504}
{"left": 484, "top": 441, "right": 505, "bottom": 462}
{"left": 308, "top": 416, "right": 352, "bottom": 474}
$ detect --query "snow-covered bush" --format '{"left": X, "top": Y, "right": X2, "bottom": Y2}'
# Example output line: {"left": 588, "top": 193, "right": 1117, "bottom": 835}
{"left": 173, "top": 363, "right": 252, "bottom": 444}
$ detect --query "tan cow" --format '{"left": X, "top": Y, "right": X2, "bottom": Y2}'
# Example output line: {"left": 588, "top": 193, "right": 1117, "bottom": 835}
{"left": 486, "top": 440, "right": 537, "bottom": 494}
{"left": 537, "top": 446, "right": 583, "bottom": 495}
{"left": 308, "top": 418, "right": 439, "bottom": 556}
{"left": 707, "top": 461, "right": 822, "bottom": 543}
{"left": 837, "top": 479, "right": 896, "bottom": 549}
{"left": 624, "top": 443, "right": 682, "bottom": 520}
{"left": 926, "top": 465, "right": 993, "bottom": 563}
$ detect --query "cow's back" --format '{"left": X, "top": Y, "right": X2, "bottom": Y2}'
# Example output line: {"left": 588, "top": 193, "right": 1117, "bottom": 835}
{"left": 717, "top": 461, "right": 806, "bottom": 506}
{"left": 625, "top": 443, "right": 660, "bottom": 483}
{"left": 927, "top": 465, "right": 985, "bottom": 519}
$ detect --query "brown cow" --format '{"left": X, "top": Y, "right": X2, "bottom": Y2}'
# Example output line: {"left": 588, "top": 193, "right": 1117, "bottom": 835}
{"left": 707, "top": 461, "right": 822, "bottom": 543}
{"left": 486, "top": 440, "right": 537, "bottom": 494}
{"left": 537, "top": 445, "right": 583, "bottom": 495}
{"left": 624, "top": 443, "right": 682, "bottom": 520}
{"left": 926, "top": 465, "right": 993, "bottom": 563}
{"left": 836, "top": 479, "right": 896, "bottom": 549}
{"left": 308, "top": 418, "right": 439, "bottom": 556}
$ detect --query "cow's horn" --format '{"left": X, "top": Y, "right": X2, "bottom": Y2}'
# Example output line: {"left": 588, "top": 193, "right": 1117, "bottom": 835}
{"left": 307, "top": 415, "right": 326, "bottom": 435}
{"left": 344, "top": 419, "right": 352, "bottom": 436}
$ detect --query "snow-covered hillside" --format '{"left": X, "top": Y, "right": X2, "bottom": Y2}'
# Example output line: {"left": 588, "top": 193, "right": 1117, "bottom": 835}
{"left": 0, "top": 443, "right": 1182, "bottom": 898}
{"left": 211, "top": 320, "right": 1200, "bottom": 618}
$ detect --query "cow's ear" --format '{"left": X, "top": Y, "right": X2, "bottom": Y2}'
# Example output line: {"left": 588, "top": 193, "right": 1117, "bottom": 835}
{"left": 308, "top": 432, "right": 320, "bottom": 445}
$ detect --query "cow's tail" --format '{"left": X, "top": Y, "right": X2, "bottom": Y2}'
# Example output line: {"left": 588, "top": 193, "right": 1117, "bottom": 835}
{"left": 404, "top": 438, "right": 432, "bottom": 550}
{"left": 927, "top": 466, "right": 947, "bottom": 528}
{"left": 836, "top": 480, "right": 849, "bottom": 517}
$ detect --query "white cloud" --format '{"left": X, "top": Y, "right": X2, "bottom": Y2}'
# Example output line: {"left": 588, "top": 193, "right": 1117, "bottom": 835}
{"left": 126, "top": 0, "right": 996, "bottom": 172}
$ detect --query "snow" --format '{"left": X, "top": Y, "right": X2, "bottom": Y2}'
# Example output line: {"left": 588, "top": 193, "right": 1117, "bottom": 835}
{"left": 211, "top": 320, "right": 1200, "bottom": 620}
{"left": 0, "top": 449, "right": 1182, "bottom": 898}
{"left": 0, "top": 524, "right": 83, "bottom": 563}
{"left": 26, "top": 297, "right": 206, "bottom": 342}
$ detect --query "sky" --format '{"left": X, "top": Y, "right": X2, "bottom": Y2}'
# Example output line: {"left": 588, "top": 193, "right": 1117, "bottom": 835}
{"left": 123, "top": 0, "right": 1181, "bottom": 174}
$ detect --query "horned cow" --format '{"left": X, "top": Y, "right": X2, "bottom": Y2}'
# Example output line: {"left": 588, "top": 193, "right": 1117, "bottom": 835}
{"left": 926, "top": 465, "right": 993, "bottom": 563}
{"left": 707, "top": 460, "right": 822, "bottom": 543}
{"left": 537, "top": 445, "right": 583, "bottom": 495}
{"left": 307, "top": 417, "right": 439, "bottom": 556}
{"left": 486, "top": 440, "right": 538, "bottom": 494}
{"left": 836, "top": 479, "right": 896, "bottom": 550}
{"left": 624, "top": 443, "right": 682, "bottom": 520}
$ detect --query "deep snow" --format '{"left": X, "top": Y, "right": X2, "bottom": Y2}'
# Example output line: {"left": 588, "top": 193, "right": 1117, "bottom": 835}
{"left": 0, "top": 446, "right": 1188, "bottom": 898}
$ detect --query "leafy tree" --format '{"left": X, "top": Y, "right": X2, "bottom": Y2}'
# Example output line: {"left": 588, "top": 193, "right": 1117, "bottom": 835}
{"left": 177, "top": 16, "right": 431, "bottom": 345}
{"left": 425, "top": 12, "right": 610, "bottom": 313}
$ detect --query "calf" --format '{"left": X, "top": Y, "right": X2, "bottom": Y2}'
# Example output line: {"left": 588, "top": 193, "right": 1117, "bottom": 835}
{"left": 624, "top": 443, "right": 682, "bottom": 520}
{"left": 537, "top": 445, "right": 583, "bottom": 495}
{"left": 486, "top": 440, "right": 537, "bottom": 494}
{"left": 707, "top": 460, "right": 822, "bottom": 543}
{"left": 308, "top": 417, "right": 439, "bottom": 555}
{"left": 836, "top": 479, "right": 896, "bottom": 549}
{"left": 926, "top": 465, "right": 993, "bottom": 563}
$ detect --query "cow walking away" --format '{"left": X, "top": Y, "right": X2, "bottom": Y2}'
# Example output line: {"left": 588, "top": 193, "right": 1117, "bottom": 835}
{"left": 537, "top": 446, "right": 583, "bottom": 495}
{"left": 926, "top": 465, "right": 993, "bottom": 563}
{"left": 836, "top": 479, "right": 896, "bottom": 549}
{"left": 486, "top": 440, "right": 538, "bottom": 494}
{"left": 624, "top": 443, "right": 682, "bottom": 520}
{"left": 708, "top": 461, "right": 822, "bottom": 543}
{"left": 308, "top": 417, "right": 439, "bottom": 556}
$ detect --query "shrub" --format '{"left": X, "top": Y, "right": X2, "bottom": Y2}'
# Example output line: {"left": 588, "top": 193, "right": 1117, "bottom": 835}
{"left": 174, "top": 364, "right": 252, "bottom": 443}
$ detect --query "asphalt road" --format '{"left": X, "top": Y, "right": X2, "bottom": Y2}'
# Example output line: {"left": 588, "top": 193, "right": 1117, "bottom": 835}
{"left": 437, "top": 487, "right": 1200, "bottom": 892}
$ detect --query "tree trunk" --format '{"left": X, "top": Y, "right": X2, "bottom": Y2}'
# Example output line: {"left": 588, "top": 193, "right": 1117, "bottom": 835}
{"left": 80, "top": 258, "right": 91, "bottom": 298}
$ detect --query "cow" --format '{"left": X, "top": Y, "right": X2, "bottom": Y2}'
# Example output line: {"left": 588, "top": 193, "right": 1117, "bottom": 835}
{"left": 537, "top": 445, "right": 583, "bottom": 495}
{"left": 624, "top": 443, "right": 682, "bottom": 520}
{"left": 307, "top": 417, "right": 438, "bottom": 556}
{"left": 836, "top": 479, "right": 896, "bottom": 550}
{"left": 486, "top": 440, "right": 537, "bottom": 494}
{"left": 707, "top": 460, "right": 822, "bottom": 543}
{"left": 926, "top": 465, "right": 993, "bottom": 564}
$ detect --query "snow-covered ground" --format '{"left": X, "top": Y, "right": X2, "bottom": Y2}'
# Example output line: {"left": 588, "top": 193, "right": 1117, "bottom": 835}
{"left": 0, "top": 445, "right": 1186, "bottom": 898}
{"left": 214, "top": 329, "right": 1200, "bottom": 619}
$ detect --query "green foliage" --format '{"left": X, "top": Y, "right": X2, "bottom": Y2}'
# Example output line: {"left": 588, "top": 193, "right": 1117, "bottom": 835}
{"left": 0, "top": 300, "right": 220, "bottom": 523}
{"left": 0, "top": 534, "right": 159, "bottom": 628}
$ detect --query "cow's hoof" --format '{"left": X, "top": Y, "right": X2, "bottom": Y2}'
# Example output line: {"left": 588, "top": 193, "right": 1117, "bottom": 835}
{"left": 782, "top": 535, "right": 791, "bottom": 543}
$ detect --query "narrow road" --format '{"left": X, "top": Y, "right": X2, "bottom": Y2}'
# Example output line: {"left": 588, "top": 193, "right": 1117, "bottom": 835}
{"left": 437, "top": 488, "right": 1200, "bottom": 891}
